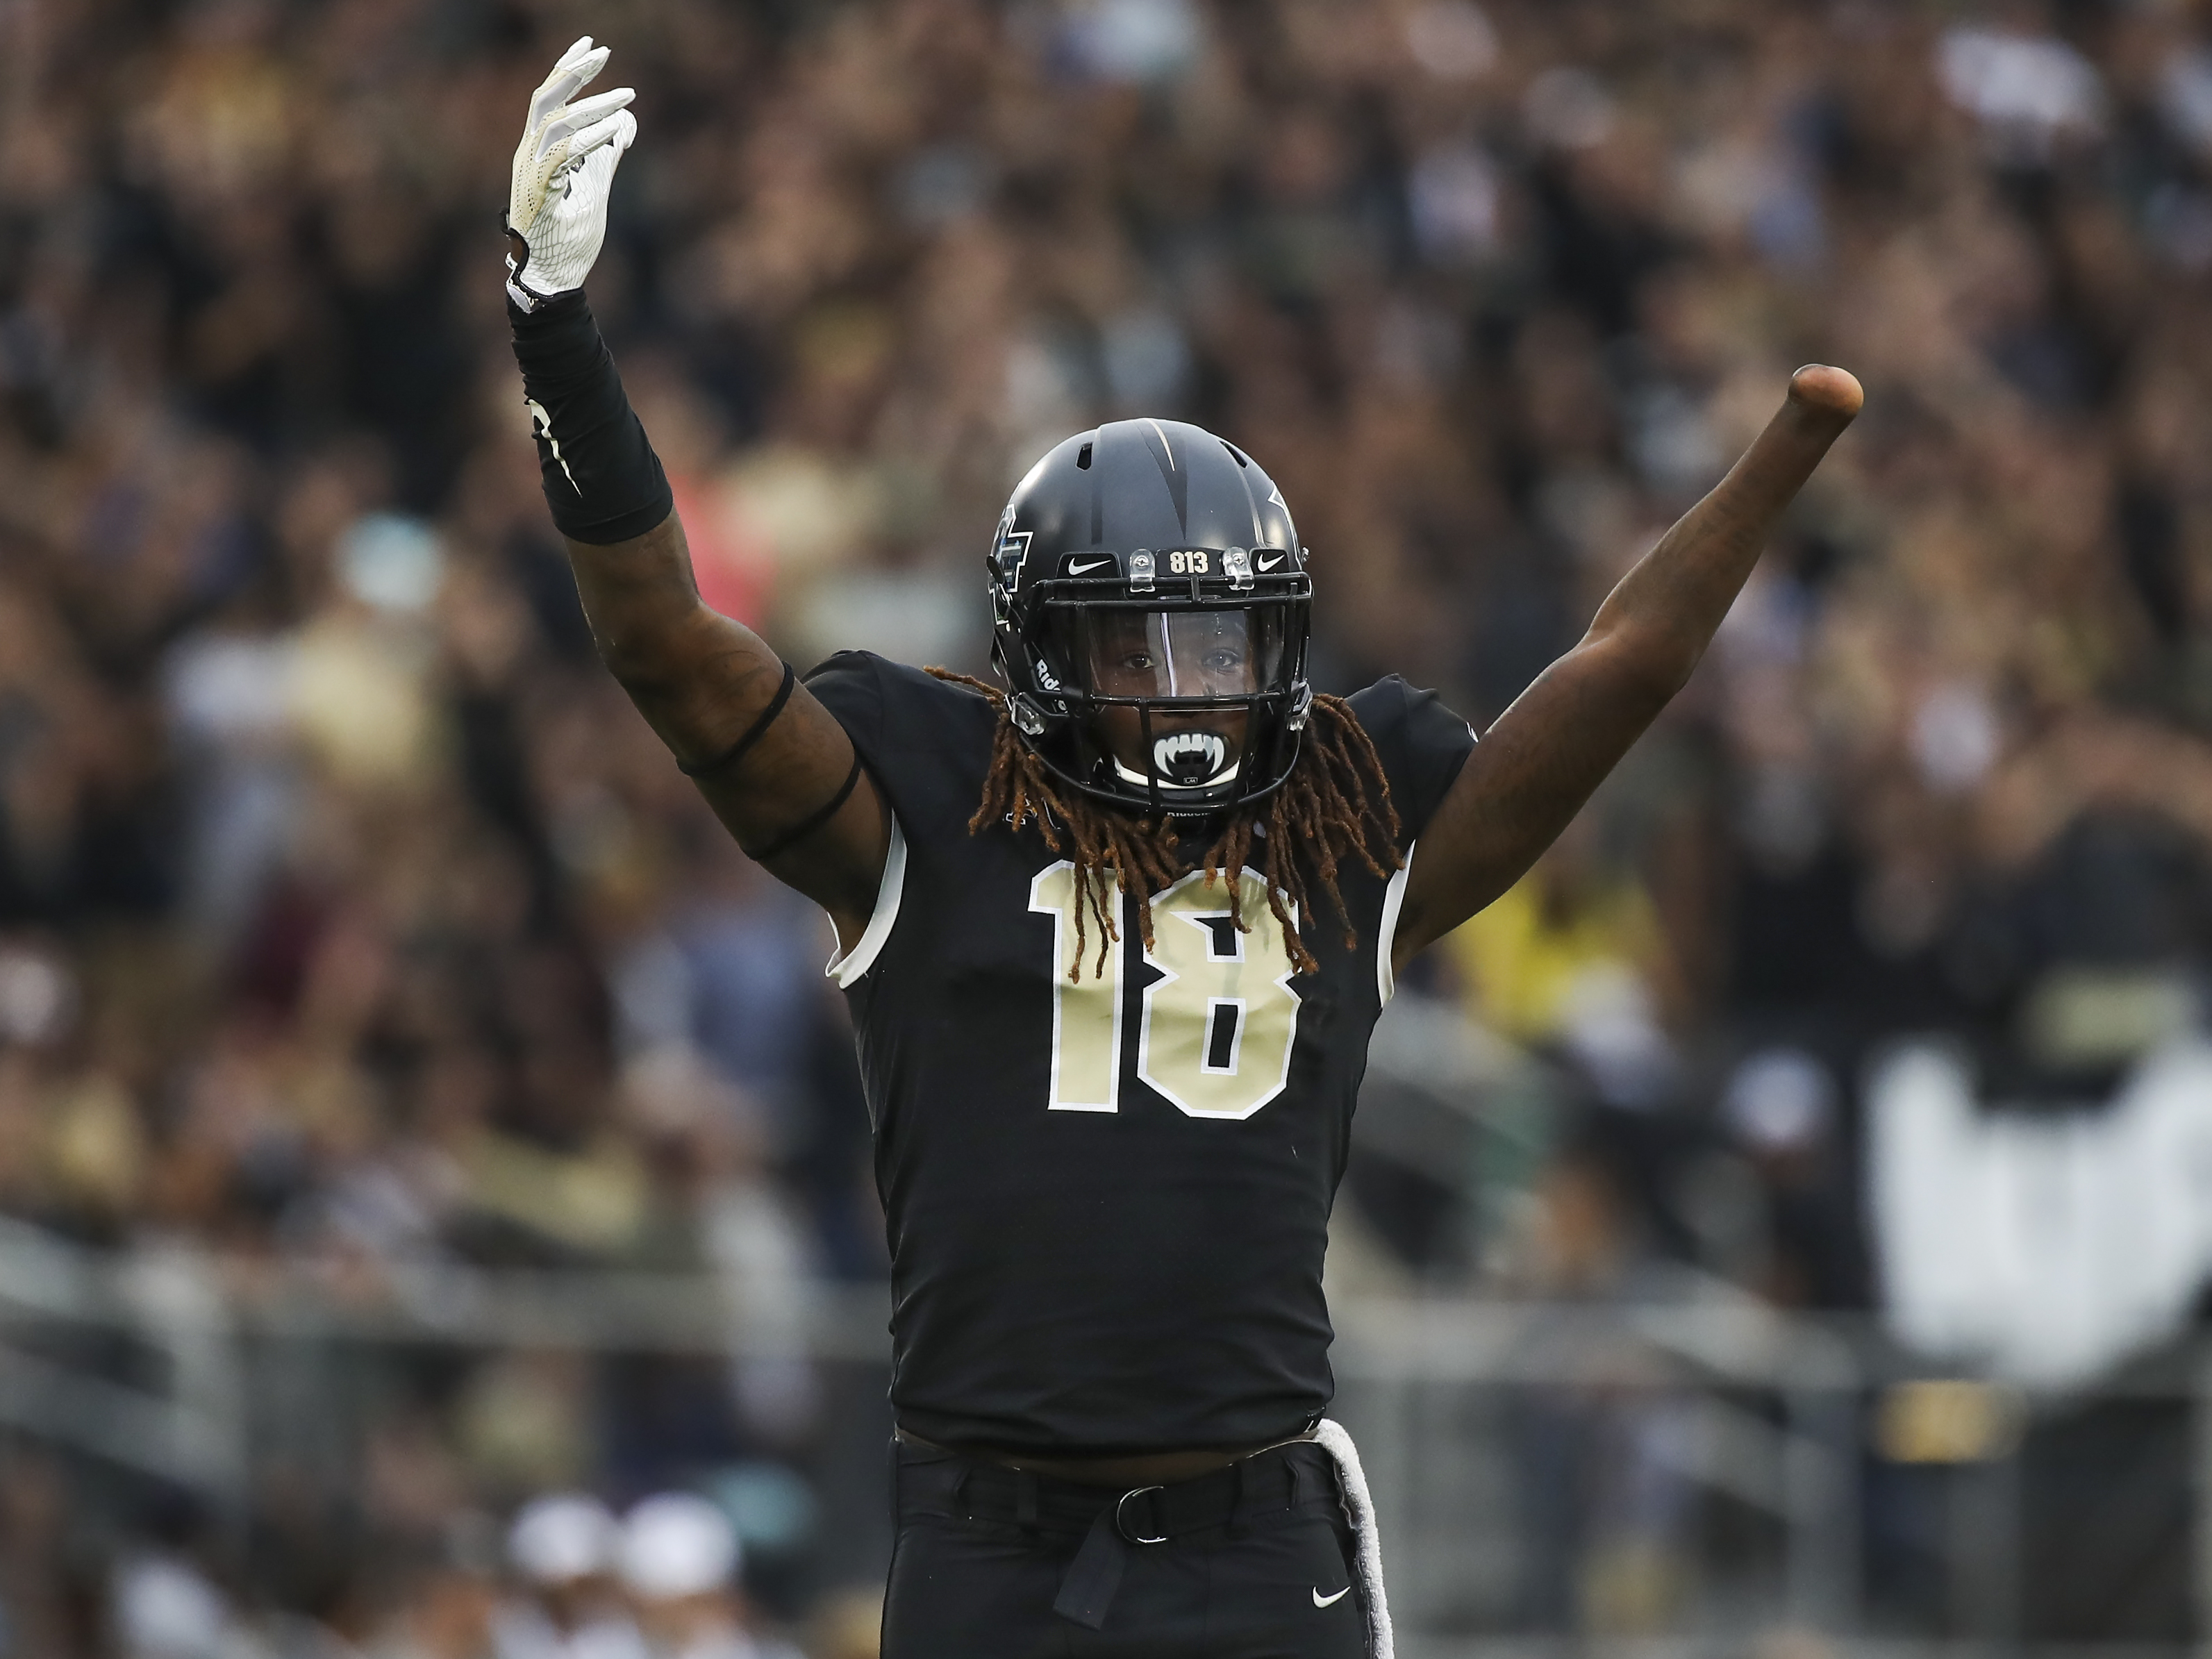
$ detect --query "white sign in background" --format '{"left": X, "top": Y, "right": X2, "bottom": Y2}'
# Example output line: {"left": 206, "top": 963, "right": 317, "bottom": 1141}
{"left": 1870, "top": 1040, "right": 2212, "bottom": 1387}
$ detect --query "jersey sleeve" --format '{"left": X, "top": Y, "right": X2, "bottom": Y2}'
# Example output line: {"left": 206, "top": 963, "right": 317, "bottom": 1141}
{"left": 802, "top": 651, "right": 1001, "bottom": 849}
{"left": 801, "top": 650, "right": 886, "bottom": 762}
{"left": 1343, "top": 676, "right": 1477, "bottom": 847}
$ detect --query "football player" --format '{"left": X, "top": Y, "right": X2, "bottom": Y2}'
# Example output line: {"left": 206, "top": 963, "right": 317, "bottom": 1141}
{"left": 503, "top": 40, "right": 1861, "bottom": 1659}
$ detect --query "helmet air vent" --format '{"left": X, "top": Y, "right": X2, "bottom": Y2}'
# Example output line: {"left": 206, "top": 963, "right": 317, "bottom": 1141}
{"left": 1076, "top": 442, "right": 1092, "bottom": 470}
{"left": 1222, "top": 442, "right": 1249, "bottom": 467}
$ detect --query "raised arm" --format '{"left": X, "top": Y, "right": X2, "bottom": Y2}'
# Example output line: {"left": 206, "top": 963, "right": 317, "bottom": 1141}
{"left": 556, "top": 514, "right": 889, "bottom": 944}
{"left": 503, "top": 40, "right": 887, "bottom": 945}
{"left": 1391, "top": 365, "right": 1863, "bottom": 972}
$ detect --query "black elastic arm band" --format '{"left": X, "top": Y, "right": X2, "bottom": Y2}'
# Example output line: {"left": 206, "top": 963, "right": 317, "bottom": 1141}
{"left": 742, "top": 752, "right": 865, "bottom": 863}
{"left": 677, "top": 662, "right": 797, "bottom": 777}
{"left": 508, "top": 290, "right": 674, "bottom": 544}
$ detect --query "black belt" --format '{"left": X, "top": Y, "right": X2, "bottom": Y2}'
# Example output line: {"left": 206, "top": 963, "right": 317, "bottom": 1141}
{"left": 892, "top": 1435, "right": 1340, "bottom": 1631}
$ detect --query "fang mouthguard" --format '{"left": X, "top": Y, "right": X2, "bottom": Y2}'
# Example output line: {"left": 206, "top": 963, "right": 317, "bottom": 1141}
{"left": 1111, "top": 728, "right": 1240, "bottom": 794}
{"left": 1154, "top": 730, "right": 1227, "bottom": 785}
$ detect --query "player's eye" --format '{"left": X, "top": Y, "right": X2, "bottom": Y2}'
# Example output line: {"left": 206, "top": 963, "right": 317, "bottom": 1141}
{"left": 1205, "top": 649, "right": 1244, "bottom": 672}
{"left": 1120, "top": 651, "right": 1155, "bottom": 671}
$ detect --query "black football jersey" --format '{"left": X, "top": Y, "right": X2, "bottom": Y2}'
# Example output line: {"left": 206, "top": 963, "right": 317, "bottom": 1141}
{"left": 807, "top": 652, "right": 1474, "bottom": 1454}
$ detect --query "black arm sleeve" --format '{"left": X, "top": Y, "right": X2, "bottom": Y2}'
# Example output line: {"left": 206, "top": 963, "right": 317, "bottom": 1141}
{"left": 507, "top": 291, "right": 674, "bottom": 545}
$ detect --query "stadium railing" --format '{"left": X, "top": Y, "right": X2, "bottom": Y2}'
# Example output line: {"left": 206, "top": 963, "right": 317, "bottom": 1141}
{"left": 0, "top": 1212, "right": 2206, "bottom": 1657}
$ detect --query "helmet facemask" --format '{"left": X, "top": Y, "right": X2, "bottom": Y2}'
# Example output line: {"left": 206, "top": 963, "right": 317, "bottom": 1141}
{"left": 1022, "top": 576, "right": 1313, "bottom": 817}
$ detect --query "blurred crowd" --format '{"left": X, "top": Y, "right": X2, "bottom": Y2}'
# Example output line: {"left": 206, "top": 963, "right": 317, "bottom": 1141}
{"left": 85, "top": 1485, "right": 872, "bottom": 1659}
{"left": 3, "top": 0, "right": 2212, "bottom": 1648}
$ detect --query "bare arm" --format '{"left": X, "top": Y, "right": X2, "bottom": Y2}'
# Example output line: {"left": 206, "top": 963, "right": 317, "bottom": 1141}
{"left": 497, "top": 40, "right": 888, "bottom": 947}
{"left": 1392, "top": 365, "right": 1863, "bottom": 971}
{"left": 569, "top": 510, "right": 889, "bottom": 948}
{"left": 497, "top": 39, "right": 885, "bottom": 942}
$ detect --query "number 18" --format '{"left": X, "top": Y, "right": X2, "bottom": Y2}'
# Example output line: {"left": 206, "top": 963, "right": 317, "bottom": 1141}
{"left": 1027, "top": 863, "right": 1302, "bottom": 1121}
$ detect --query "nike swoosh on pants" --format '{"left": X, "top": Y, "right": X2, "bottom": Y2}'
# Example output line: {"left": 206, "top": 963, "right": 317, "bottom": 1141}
{"left": 1312, "top": 1586, "right": 1349, "bottom": 1608}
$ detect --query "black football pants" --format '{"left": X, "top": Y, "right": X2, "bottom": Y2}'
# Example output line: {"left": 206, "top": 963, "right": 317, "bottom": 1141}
{"left": 882, "top": 1438, "right": 1370, "bottom": 1658}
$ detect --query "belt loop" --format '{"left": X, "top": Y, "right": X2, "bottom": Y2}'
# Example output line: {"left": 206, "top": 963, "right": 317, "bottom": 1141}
{"left": 1288, "top": 1448, "right": 1314, "bottom": 1510}
{"left": 1225, "top": 1455, "right": 1247, "bottom": 1539}
{"left": 1016, "top": 1469, "right": 1039, "bottom": 1533}
{"left": 953, "top": 1464, "right": 972, "bottom": 1519}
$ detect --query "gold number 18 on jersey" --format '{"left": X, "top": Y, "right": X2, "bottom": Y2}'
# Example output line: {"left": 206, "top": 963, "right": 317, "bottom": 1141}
{"left": 1028, "top": 863, "right": 1302, "bottom": 1121}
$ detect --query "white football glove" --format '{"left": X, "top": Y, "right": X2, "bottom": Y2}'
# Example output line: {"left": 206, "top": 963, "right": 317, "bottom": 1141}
{"left": 505, "top": 36, "right": 637, "bottom": 310}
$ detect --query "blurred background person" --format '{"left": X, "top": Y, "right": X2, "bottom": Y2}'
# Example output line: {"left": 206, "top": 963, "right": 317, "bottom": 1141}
{"left": 494, "top": 1494, "right": 646, "bottom": 1659}
{"left": 619, "top": 1492, "right": 797, "bottom": 1659}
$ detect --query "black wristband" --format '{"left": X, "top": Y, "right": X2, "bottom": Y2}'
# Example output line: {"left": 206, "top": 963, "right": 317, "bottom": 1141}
{"left": 508, "top": 291, "right": 675, "bottom": 545}
{"left": 678, "top": 662, "right": 797, "bottom": 777}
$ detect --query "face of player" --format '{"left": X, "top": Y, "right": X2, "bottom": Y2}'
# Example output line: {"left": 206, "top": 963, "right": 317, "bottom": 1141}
{"left": 1081, "top": 609, "right": 1272, "bottom": 789}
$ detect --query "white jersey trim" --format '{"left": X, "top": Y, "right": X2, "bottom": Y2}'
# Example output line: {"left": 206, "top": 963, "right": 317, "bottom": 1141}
{"left": 1376, "top": 840, "right": 1416, "bottom": 1006}
{"left": 824, "top": 817, "right": 908, "bottom": 987}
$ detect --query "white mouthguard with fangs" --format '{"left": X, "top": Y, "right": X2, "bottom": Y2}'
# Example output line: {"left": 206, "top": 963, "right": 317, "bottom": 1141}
{"left": 1111, "top": 729, "right": 1239, "bottom": 793}
{"left": 1156, "top": 731, "right": 1226, "bottom": 778}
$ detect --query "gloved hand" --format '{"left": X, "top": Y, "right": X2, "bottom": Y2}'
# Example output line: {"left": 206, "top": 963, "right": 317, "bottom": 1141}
{"left": 505, "top": 36, "right": 637, "bottom": 310}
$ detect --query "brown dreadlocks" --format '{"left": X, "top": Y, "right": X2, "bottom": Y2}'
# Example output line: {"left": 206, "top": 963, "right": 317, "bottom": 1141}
{"left": 926, "top": 669, "right": 1402, "bottom": 980}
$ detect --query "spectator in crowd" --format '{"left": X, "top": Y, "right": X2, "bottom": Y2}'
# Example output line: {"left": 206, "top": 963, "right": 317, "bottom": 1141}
{"left": 494, "top": 1493, "right": 646, "bottom": 1659}
{"left": 618, "top": 1492, "right": 798, "bottom": 1659}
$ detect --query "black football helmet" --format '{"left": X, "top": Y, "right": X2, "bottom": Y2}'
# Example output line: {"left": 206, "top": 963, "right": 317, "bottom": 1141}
{"left": 988, "top": 417, "right": 1313, "bottom": 816}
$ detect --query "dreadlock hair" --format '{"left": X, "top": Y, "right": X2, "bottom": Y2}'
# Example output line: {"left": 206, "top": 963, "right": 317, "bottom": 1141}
{"left": 926, "top": 668, "right": 1402, "bottom": 981}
